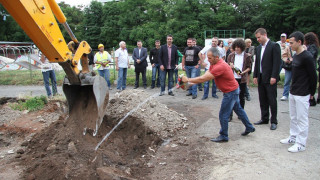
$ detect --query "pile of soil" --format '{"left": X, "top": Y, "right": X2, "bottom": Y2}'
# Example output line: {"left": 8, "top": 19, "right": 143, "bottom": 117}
{"left": 0, "top": 99, "right": 67, "bottom": 179}
{"left": 20, "top": 89, "right": 188, "bottom": 179}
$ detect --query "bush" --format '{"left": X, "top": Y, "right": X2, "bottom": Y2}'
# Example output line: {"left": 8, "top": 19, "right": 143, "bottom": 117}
{"left": 10, "top": 95, "right": 48, "bottom": 112}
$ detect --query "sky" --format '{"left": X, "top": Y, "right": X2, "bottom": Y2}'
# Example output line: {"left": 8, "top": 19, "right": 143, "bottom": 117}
{"left": 56, "top": 0, "right": 93, "bottom": 7}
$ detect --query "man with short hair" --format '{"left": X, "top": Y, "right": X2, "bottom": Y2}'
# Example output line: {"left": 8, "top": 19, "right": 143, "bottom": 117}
{"left": 94, "top": 44, "right": 113, "bottom": 90}
{"left": 280, "top": 31, "right": 317, "bottom": 152}
{"left": 192, "top": 38, "right": 203, "bottom": 91}
{"left": 158, "top": 35, "right": 179, "bottom": 96}
{"left": 182, "top": 38, "right": 201, "bottom": 99}
{"left": 226, "top": 38, "right": 234, "bottom": 61}
{"left": 115, "top": 41, "right": 130, "bottom": 92}
{"left": 149, "top": 40, "right": 161, "bottom": 89}
{"left": 182, "top": 47, "right": 255, "bottom": 142}
{"left": 279, "top": 33, "right": 294, "bottom": 101}
{"left": 132, "top": 40, "right": 148, "bottom": 89}
{"left": 199, "top": 37, "right": 221, "bottom": 100}
{"left": 253, "top": 28, "right": 282, "bottom": 130}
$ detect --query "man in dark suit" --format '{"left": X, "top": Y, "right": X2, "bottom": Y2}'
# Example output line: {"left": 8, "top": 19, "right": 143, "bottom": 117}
{"left": 253, "top": 28, "right": 282, "bottom": 130}
{"left": 158, "top": 34, "right": 179, "bottom": 96}
{"left": 132, "top": 40, "right": 148, "bottom": 89}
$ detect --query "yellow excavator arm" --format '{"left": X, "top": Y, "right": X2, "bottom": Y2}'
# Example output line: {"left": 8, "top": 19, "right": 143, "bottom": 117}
{"left": 0, "top": 0, "right": 109, "bottom": 136}
{"left": 0, "top": 0, "right": 90, "bottom": 83}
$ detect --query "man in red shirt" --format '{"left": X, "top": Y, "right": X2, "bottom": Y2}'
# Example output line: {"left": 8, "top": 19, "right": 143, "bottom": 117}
{"left": 182, "top": 47, "right": 255, "bottom": 142}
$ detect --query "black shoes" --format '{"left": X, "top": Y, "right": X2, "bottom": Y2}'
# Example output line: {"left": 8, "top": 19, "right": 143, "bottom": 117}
{"left": 168, "top": 92, "right": 174, "bottom": 96}
{"left": 134, "top": 86, "right": 139, "bottom": 89}
{"left": 144, "top": 86, "right": 147, "bottom": 89}
{"left": 317, "top": 99, "right": 320, "bottom": 104}
{"left": 198, "top": 88, "right": 203, "bottom": 91}
{"left": 186, "top": 92, "right": 192, "bottom": 96}
{"left": 270, "top": 123, "right": 277, "bottom": 130}
{"left": 201, "top": 96, "right": 208, "bottom": 100}
{"left": 254, "top": 120, "right": 277, "bottom": 130}
{"left": 254, "top": 120, "right": 268, "bottom": 125}
{"left": 212, "top": 95, "right": 219, "bottom": 99}
{"left": 210, "top": 136, "right": 228, "bottom": 143}
{"left": 192, "top": 95, "right": 197, "bottom": 99}
{"left": 241, "top": 127, "right": 255, "bottom": 136}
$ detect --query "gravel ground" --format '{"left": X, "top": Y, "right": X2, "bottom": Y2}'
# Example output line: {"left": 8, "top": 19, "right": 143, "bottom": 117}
{"left": 0, "top": 85, "right": 320, "bottom": 179}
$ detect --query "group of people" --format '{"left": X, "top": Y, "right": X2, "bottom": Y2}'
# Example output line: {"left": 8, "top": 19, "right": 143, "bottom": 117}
{"left": 41, "top": 27, "right": 319, "bottom": 153}
{"left": 182, "top": 28, "right": 318, "bottom": 153}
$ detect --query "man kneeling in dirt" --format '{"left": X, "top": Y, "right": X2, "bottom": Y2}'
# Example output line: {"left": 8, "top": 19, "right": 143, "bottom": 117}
{"left": 182, "top": 47, "right": 255, "bottom": 142}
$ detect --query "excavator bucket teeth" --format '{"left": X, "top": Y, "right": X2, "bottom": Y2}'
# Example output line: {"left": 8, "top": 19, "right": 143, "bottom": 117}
{"left": 63, "top": 76, "right": 109, "bottom": 136}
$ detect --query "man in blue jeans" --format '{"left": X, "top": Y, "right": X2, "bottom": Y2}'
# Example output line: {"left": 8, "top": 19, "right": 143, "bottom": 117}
{"left": 149, "top": 40, "right": 161, "bottom": 88}
{"left": 182, "top": 47, "right": 255, "bottom": 142}
{"left": 158, "top": 35, "right": 179, "bottom": 96}
{"left": 281, "top": 45, "right": 294, "bottom": 101}
{"left": 94, "top": 44, "right": 113, "bottom": 90}
{"left": 199, "top": 37, "right": 220, "bottom": 100}
{"left": 115, "top": 41, "right": 130, "bottom": 92}
{"left": 40, "top": 53, "right": 58, "bottom": 98}
{"left": 193, "top": 38, "right": 203, "bottom": 91}
{"left": 182, "top": 38, "right": 201, "bottom": 99}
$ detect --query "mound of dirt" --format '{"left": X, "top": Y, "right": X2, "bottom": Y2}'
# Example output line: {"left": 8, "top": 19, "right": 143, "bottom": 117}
{"left": 20, "top": 89, "right": 188, "bottom": 179}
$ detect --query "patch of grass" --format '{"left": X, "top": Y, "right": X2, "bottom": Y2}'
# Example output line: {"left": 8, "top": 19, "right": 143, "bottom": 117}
{"left": 10, "top": 95, "right": 48, "bottom": 112}
{"left": 0, "top": 69, "right": 301, "bottom": 88}
{"left": 0, "top": 68, "right": 154, "bottom": 86}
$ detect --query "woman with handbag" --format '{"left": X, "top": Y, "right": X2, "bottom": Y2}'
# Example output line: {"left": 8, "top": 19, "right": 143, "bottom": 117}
{"left": 280, "top": 45, "right": 294, "bottom": 101}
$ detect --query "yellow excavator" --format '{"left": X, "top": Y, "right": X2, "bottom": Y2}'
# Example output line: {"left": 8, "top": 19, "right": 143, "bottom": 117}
{"left": 0, "top": 0, "right": 109, "bottom": 136}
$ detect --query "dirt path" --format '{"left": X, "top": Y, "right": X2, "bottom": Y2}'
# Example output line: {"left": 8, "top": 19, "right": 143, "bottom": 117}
{"left": 0, "top": 85, "right": 320, "bottom": 179}
{"left": 145, "top": 87, "right": 319, "bottom": 180}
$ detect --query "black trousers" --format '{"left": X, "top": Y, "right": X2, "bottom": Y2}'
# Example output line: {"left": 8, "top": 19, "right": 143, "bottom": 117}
{"left": 135, "top": 69, "right": 147, "bottom": 87}
{"left": 258, "top": 81, "right": 278, "bottom": 124}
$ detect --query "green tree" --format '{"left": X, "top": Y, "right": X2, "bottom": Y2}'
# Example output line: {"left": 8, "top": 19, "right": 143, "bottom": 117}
{"left": 288, "top": 0, "right": 320, "bottom": 36}
{"left": 0, "top": 4, "right": 30, "bottom": 42}
{"left": 58, "top": 2, "right": 85, "bottom": 42}
{"left": 82, "top": 1, "right": 104, "bottom": 49}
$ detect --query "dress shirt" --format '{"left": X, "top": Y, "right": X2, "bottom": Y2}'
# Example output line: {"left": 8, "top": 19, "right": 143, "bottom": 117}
{"left": 167, "top": 45, "right": 172, "bottom": 69}
{"left": 260, "top": 39, "right": 269, "bottom": 73}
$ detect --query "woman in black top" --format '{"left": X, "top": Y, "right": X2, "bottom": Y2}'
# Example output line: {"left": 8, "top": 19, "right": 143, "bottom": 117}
{"left": 304, "top": 32, "right": 319, "bottom": 105}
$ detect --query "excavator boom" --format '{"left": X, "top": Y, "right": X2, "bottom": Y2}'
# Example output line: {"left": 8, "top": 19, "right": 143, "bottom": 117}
{"left": 0, "top": 0, "right": 109, "bottom": 136}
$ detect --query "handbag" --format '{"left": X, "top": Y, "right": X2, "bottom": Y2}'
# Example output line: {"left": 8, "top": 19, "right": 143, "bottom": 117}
{"left": 282, "top": 60, "right": 292, "bottom": 70}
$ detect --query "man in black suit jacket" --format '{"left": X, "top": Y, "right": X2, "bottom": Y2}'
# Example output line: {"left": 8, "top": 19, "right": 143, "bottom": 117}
{"left": 158, "top": 35, "right": 179, "bottom": 96}
{"left": 253, "top": 28, "right": 282, "bottom": 130}
{"left": 132, "top": 40, "right": 148, "bottom": 89}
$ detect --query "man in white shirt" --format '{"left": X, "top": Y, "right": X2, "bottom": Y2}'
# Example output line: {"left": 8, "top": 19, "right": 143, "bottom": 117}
{"left": 115, "top": 41, "right": 130, "bottom": 92}
{"left": 199, "top": 37, "right": 222, "bottom": 100}
{"left": 40, "top": 53, "right": 58, "bottom": 98}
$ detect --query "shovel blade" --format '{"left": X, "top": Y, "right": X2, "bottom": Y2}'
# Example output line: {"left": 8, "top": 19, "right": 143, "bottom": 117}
{"left": 63, "top": 76, "right": 109, "bottom": 136}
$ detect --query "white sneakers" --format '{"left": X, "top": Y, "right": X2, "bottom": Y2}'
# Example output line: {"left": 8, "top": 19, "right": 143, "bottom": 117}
{"left": 280, "top": 96, "right": 288, "bottom": 101}
{"left": 280, "top": 137, "right": 305, "bottom": 153}
{"left": 288, "top": 143, "right": 306, "bottom": 153}
{"left": 280, "top": 137, "right": 295, "bottom": 144}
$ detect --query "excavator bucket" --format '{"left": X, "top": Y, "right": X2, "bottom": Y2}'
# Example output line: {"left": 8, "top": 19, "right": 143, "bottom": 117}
{"left": 63, "top": 75, "right": 109, "bottom": 136}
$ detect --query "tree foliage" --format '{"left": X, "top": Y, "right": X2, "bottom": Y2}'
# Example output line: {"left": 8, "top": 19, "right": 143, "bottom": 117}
{"left": 0, "top": 0, "right": 319, "bottom": 50}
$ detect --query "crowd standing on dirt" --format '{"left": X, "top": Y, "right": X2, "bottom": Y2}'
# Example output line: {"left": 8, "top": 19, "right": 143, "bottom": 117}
{"left": 43, "top": 27, "right": 319, "bottom": 153}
